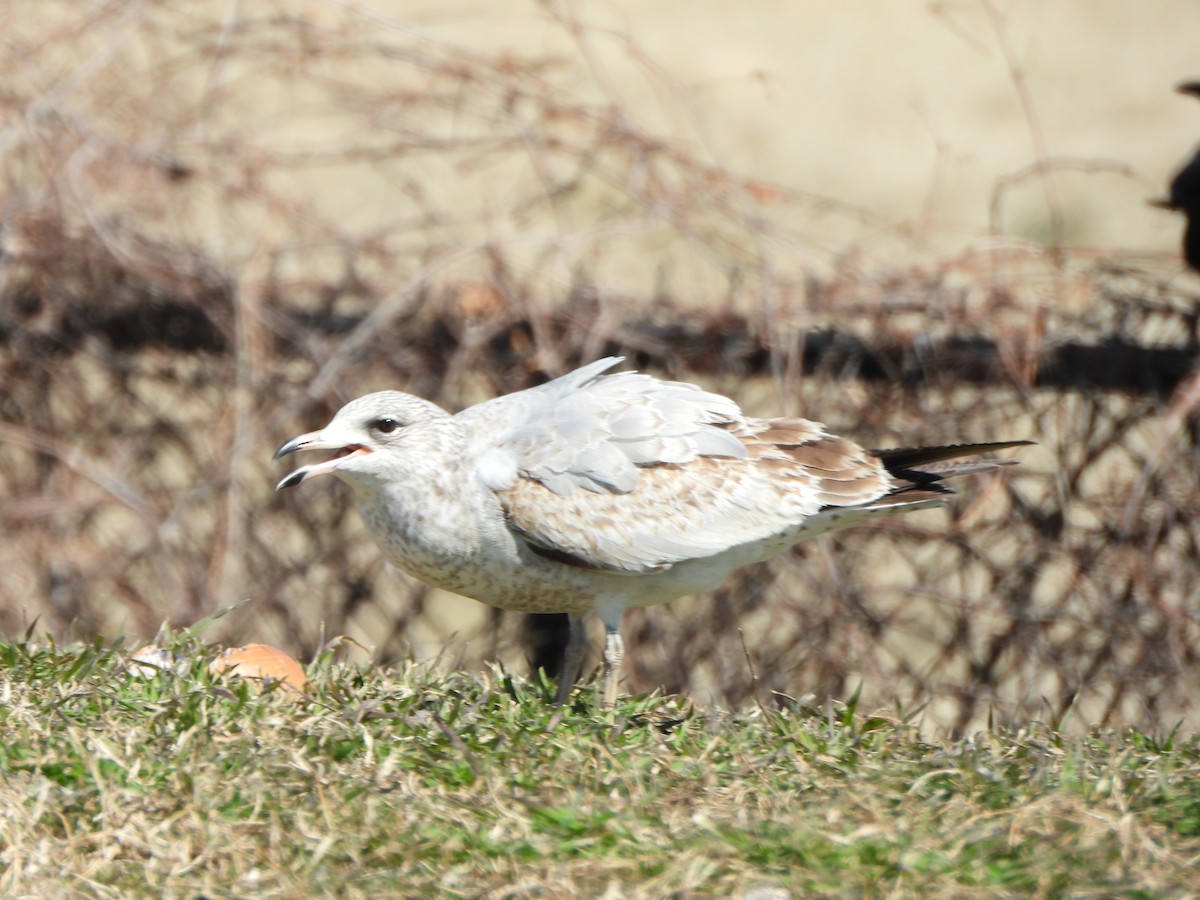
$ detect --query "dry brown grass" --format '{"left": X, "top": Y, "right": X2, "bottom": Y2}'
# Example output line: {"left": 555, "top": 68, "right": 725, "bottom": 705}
{"left": 3, "top": 1, "right": 1200, "bottom": 738}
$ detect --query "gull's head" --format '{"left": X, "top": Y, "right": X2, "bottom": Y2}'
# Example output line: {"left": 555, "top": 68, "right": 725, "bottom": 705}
{"left": 274, "top": 391, "right": 449, "bottom": 491}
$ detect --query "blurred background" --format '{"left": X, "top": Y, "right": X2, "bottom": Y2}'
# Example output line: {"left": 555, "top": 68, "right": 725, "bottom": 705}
{"left": 4, "top": 0, "right": 1200, "bottom": 734}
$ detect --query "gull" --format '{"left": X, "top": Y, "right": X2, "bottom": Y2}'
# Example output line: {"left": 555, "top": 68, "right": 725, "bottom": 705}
{"left": 275, "top": 358, "right": 1029, "bottom": 707}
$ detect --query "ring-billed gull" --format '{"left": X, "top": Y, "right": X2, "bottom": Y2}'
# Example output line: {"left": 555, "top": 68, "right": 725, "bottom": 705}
{"left": 275, "top": 357, "right": 1029, "bottom": 707}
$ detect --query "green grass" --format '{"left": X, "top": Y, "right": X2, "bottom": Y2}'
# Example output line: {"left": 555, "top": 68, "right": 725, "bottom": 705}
{"left": 1, "top": 634, "right": 1198, "bottom": 897}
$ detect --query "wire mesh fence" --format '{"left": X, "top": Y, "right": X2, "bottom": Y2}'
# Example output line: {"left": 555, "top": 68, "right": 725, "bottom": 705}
{"left": 3, "top": 1, "right": 1199, "bottom": 734}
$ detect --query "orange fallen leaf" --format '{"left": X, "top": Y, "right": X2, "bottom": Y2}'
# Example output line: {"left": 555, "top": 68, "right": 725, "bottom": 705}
{"left": 208, "top": 643, "right": 308, "bottom": 693}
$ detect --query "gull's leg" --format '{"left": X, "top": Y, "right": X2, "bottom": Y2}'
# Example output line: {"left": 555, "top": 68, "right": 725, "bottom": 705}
{"left": 555, "top": 612, "right": 588, "bottom": 705}
{"left": 598, "top": 606, "right": 625, "bottom": 708}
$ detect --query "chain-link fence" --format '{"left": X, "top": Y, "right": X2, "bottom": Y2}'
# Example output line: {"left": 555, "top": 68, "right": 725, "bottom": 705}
{"left": 3, "top": 2, "right": 1198, "bottom": 735}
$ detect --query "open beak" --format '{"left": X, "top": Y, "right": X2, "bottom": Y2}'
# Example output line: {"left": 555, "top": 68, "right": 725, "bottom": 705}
{"left": 274, "top": 430, "right": 371, "bottom": 490}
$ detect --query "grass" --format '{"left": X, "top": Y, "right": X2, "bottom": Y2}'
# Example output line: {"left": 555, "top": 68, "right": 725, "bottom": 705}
{"left": 1, "top": 634, "right": 1199, "bottom": 897}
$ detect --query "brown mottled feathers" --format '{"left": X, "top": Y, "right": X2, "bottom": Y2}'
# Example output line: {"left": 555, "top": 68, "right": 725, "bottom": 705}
{"left": 499, "top": 417, "right": 1029, "bottom": 574}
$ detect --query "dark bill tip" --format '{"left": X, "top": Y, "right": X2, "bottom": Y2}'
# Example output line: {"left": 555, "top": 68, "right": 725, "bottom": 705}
{"left": 275, "top": 469, "right": 309, "bottom": 491}
{"left": 274, "top": 436, "right": 306, "bottom": 460}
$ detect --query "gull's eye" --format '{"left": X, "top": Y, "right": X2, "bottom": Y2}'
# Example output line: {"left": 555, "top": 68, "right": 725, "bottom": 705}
{"left": 370, "top": 416, "right": 402, "bottom": 435}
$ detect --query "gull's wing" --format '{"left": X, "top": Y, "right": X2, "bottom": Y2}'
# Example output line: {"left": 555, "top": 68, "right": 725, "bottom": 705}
{"left": 461, "top": 357, "right": 746, "bottom": 495}
{"left": 456, "top": 359, "right": 895, "bottom": 573}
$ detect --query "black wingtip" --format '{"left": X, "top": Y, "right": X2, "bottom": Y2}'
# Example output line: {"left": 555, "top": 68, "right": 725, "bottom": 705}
{"left": 871, "top": 440, "right": 1034, "bottom": 470}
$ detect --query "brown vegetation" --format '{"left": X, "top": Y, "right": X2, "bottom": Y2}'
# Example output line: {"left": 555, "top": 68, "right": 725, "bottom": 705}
{"left": 3, "top": 1, "right": 1199, "bottom": 734}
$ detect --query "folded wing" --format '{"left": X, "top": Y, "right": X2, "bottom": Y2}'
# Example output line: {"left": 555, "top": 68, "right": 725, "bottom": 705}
{"left": 459, "top": 360, "right": 901, "bottom": 573}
